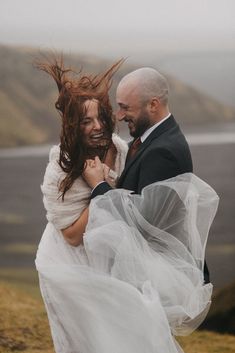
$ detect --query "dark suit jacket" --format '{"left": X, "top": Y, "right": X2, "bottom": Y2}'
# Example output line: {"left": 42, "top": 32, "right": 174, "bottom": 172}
{"left": 91, "top": 115, "right": 210, "bottom": 283}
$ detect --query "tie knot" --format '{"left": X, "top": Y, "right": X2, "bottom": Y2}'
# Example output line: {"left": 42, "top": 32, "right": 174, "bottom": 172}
{"left": 133, "top": 137, "right": 141, "bottom": 148}
{"left": 128, "top": 137, "right": 141, "bottom": 159}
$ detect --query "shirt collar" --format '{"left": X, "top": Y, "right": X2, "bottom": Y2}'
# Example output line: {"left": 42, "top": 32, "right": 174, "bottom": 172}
{"left": 140, "top": 113, "right": 171, "bottom": 143}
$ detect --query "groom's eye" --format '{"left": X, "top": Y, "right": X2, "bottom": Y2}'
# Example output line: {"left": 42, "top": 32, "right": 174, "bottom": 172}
{"left": 119, "top": 104, "right": 129, "bottom": 111}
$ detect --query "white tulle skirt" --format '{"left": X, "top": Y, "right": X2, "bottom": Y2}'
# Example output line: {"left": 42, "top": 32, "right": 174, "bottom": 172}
{"left": 35, "top": 173, "right": 219, "bottom": 353}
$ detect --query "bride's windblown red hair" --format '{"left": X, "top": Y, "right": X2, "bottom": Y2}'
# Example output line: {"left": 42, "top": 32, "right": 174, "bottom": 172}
{"left": 35, "top": 55, "right": 124, "bottom": 199}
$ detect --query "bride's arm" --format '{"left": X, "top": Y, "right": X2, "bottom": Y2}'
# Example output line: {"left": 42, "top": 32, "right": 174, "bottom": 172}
{"left": 42, "top": 149, "right": 91, "bottom": 247}
{"left": 62, "top": 158, "right": 114, "bottom": 246}
{"left": 61, "top": 207, "right": 89, "bottom": 247}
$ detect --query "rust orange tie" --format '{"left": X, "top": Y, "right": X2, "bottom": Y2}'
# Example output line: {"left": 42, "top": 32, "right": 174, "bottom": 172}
{"left": 127, "top": 137, "right": 141, "bottom": 160}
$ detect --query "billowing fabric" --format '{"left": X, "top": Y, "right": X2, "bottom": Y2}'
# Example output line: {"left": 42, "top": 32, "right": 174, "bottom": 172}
{"left": 36, "top": 172, "right": 219, "bottom": 353}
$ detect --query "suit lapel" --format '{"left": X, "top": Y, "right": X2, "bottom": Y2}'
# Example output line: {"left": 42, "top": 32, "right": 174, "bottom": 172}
{"left": 117, "top": 115, "right": 177, "bottom": 186}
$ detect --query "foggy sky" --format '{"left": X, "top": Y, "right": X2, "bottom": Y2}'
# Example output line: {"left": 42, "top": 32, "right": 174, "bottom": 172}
{"left": 1, "top": 0, "right": 235, "bottom": 57}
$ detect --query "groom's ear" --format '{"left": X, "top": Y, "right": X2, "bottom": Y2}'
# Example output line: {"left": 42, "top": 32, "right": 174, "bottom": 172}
{"left": 147, "top": 97, "right": 160, "bottom": 113}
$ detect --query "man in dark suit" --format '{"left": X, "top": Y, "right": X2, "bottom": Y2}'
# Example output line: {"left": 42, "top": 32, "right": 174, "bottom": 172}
{"left": 83, "top": 67, "right": 209, "bottom": 283}
{"left": 86, "top": 67, "right": 192, "bottom": 195}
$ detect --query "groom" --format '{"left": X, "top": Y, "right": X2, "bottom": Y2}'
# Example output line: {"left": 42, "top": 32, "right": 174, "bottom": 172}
{"left": 83, "top": 66, "right": 210, "bottom": 283}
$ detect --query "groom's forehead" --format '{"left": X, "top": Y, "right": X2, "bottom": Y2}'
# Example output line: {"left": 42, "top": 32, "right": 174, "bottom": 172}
{"left": 116, "top": 83, "right": 140, "bottom": 102}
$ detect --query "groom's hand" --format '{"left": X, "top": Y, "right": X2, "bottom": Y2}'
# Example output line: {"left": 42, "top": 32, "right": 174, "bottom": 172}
{"left": 83, "top": 156, "right": 105, "bottom": 189}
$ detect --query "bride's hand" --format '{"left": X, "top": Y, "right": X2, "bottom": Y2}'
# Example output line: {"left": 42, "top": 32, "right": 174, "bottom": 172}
{"left": 103, "top": 163, "right": 110, "bottom": 180}
{"left": 102, "top": 163, "right": 118, "bottom": 188}
{"left": 83, "top": 156, "right": 105, "bottom": 189}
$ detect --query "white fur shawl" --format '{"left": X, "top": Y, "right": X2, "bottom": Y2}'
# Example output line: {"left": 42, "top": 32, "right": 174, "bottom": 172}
{"left": 41, "top": 134, "right": 128, "bottom": 230}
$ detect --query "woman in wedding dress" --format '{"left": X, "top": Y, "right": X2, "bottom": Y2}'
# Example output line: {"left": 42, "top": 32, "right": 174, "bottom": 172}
{"left": 35, "top": 59, "right": 219, "bottom": 353}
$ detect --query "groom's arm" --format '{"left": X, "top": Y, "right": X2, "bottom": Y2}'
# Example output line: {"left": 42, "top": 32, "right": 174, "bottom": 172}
{"left": 90, "top": 181, "right": 112, "bottom": 199}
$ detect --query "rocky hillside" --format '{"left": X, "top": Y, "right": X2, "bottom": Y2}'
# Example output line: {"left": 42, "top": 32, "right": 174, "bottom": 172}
{"left": 0, "top": 44, "right": 235, "bottom": 147}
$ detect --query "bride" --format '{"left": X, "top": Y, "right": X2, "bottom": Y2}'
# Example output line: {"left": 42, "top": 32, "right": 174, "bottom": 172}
{"left": 35, "top": 59, "right": 219, "bottom": 353}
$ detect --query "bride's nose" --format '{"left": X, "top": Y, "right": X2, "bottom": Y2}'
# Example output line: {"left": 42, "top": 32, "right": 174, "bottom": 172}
{"left": 93, "top": 118, "right": 102, "bottom": 130}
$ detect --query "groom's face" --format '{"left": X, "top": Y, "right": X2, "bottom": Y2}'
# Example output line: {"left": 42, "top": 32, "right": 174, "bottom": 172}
{"left": 116, "top": 85, "right": 151, "bottom": 138}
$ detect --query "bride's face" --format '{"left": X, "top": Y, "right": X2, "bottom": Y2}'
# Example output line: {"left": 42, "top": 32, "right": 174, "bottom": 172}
{"left": 80, "top": 99, "right": 109, "bottom": 148}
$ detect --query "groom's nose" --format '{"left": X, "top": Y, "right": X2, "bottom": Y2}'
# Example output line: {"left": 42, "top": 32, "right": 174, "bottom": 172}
{"left": 115, "top": 108, "right": 126, "bottom": 121}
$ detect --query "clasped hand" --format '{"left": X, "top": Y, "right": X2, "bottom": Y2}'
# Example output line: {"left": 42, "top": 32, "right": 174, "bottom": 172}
{"left": 83, "top": 156, "right": 110, "bottom": 189}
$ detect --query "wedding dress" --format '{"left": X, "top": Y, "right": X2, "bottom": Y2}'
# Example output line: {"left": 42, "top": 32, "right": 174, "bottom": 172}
{"left": 35, "top": 136, "right": 219, "bottom": 353}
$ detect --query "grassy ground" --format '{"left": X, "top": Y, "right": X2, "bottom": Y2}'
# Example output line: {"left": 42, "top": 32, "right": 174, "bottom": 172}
{"left": 0, "top": 268, "right": 40, "bottom": 299}
{"left": 0, "top": 281, "right": 53, "bottom": 353}
{"left": 0, "top": 279, "right": 235, "bottom": 353}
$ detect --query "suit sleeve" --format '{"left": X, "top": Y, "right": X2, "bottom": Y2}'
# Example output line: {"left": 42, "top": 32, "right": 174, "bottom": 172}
{"left": 138, "top": 148, "right": 179, "bottom": 193}
{"left": 90, "top": 181, "right": 112, "bottom": 199}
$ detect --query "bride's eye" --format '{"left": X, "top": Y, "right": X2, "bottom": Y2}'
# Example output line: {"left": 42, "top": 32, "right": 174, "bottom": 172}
{"left": 81, "top": 118, "right": 92, "bottom": 125}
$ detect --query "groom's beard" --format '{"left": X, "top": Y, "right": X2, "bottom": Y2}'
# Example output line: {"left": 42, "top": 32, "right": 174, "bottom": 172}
{"left": 128, "top": 110, "right": 152, "bottom": 138}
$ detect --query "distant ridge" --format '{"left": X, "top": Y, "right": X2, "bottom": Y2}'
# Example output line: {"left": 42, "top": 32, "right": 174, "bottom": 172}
{"left": 0, "top": 44, "right": 235, "bottom": 148}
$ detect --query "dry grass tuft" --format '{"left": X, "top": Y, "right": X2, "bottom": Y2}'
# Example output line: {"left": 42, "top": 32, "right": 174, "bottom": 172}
{"left": 0, "top": 282, "right": 54, "bottom": 353}
{"left": 0, "top": 281, "right": 235, "bottom": 353}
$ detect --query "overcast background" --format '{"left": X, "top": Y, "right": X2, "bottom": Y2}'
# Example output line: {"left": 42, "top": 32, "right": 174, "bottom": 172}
{"left": 1, "top": 0, "right": 235, "bottom": 106}
{"left": 1, "top": 0, "right": 235, "bottom": 54}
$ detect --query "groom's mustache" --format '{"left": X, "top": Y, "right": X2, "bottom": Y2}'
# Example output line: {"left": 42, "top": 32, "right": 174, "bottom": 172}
{"left": 123, "top": 117, "right": 133, "bottom": 123}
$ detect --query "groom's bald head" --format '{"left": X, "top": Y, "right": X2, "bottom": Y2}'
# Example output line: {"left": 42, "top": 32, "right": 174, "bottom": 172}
{"left": 117, "top": 67, "right": 169, "bottom": 106}
{"left": 116, "top": 67, "right": 170, "bottom": 137}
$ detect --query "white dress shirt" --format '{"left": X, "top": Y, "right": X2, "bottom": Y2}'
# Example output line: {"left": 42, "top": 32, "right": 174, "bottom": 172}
{"left": 140, "top": 113, "right": 171, "bottom": 143}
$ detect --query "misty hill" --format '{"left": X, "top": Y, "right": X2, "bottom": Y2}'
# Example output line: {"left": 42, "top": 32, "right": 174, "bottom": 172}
{"left": 0, "top": 44, "right": 235, "bottom": 148}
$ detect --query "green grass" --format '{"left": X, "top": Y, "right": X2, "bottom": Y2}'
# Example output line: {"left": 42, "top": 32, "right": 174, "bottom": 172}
{"left": 0, "top": 268, "right": 40, "bottom": 299}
